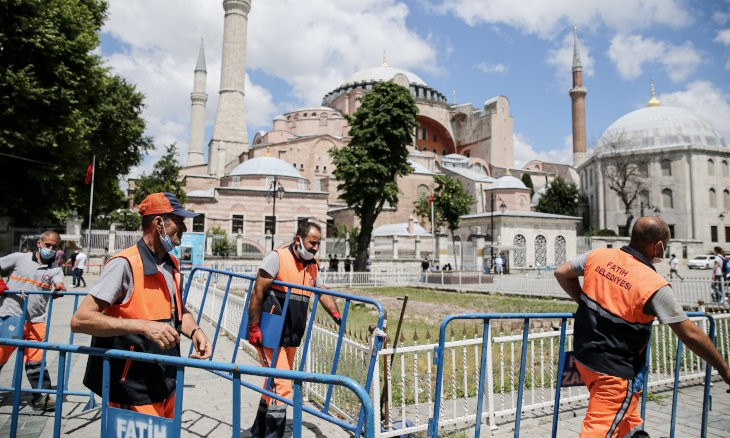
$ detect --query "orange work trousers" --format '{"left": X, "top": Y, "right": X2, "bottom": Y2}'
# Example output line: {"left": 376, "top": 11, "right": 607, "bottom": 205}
{"left": 257, "top": 346, "right": 297, "bottom": 405}
{"left": 576, "top": 361, "right": 644, "bottom": 438}
{"left": 109, "top": 394, "right": 176, "bottom": 419}
{"left": 0, "top": 321, "right": 46, "bottom": 364}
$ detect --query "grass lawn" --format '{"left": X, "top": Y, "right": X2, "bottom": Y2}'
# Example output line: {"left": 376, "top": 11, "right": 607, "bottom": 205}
{"left": 328, "top": 286, "right": 578, "bottom": 346}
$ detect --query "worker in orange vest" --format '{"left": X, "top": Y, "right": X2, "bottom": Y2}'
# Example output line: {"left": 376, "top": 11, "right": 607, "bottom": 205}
{"left": 247, "top": 221, "right": 341, "bottom": 437}
{"left": 555, "top": 216, "right": 730, "bottom": 437}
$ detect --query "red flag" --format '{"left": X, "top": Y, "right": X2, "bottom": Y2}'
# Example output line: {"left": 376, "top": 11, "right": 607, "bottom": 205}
{"left": 429, "top": 192, "right": 434, "bottom": 204}
{"left": 84, "top": 162, "right": 94, "bottom": 184}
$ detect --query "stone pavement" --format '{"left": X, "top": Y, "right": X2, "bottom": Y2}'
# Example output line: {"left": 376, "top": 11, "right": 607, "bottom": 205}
{"left": 0, "top": 272, "right": 729, "bottom": 437}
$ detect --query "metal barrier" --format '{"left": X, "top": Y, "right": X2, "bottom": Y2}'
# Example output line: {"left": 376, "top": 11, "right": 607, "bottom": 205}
{"left": 0, "top": 291, "right": 96, "bottom": 413}
{"left": 427, "top": 312, "right": 716, "bottom": 438}
{"left": 0, "top": 338, "right": 375, "bottom": 438}
{"left": 182, "top": 266, "right": 386, "bottom": 436}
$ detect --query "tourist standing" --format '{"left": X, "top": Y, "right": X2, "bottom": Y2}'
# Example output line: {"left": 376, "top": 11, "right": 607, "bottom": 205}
{"left": 72, "top": 246, "right": 87, "bottom": 288}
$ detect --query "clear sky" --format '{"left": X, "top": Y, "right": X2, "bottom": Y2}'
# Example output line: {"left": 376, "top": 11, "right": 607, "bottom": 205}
{"left": 99, "top": 0, "right": 730, "bottom": 177}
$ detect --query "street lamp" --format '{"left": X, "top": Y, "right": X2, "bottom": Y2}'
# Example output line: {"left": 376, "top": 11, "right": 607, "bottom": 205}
{"left": 639, "top": 201, "right": 660, "bottom": 217}
{"left": 489, "top": 194, "right": 508, "bottom": 269}
{"left": 265, "top": 176, "right": 285, "bottom": 250}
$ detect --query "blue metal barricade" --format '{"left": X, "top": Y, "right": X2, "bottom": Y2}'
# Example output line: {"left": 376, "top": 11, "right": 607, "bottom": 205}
{"left": 182, "top": 266, "right": 386, "bottom": 436}
{"left": 0, "top": 290, "right": 97, "bottom": 425}
{"left": 0, "top": 338, "right": 375, "bottom": 438}
{"left": 427, "top": 312, "right": 717, "bottom": 438}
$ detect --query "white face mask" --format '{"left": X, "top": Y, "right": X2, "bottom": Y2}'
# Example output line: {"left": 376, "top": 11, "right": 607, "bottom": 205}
{"left": 652, "top": 242, "right": 665, "bottom": 264}
{"left": 296, "top": 237, "right": 316, "bottom": 261}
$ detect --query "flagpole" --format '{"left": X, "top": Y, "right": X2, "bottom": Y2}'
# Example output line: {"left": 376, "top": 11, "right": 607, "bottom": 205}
{"left": 86, "top": 155, "right": 96, "bottom": 249}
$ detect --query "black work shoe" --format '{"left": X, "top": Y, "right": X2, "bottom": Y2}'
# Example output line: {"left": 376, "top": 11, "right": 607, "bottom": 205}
{"left": 31, "top": 394, "right": 56, "bottom": 412}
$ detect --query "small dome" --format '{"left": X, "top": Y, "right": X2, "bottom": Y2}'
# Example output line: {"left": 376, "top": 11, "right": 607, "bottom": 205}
{"left": 229, "top": 156, "right": 305, "bottom": 179}
{"left": 491, "top": 175, "right": 528, "bottom": 190}
{"left": 597, "top": 105, "right": 727, "bottom": 153}
{"left": 273, "top": 115, "right": 286, "bottom": 121}
{"left": 343, "top": 65, "right": 427, "bottom": 87}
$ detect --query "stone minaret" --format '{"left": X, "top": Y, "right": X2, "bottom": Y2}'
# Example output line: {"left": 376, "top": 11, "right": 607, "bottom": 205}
{"left": 187, "top": 39, "right": 207, "bottom": 167}
{"left": 208, "top": 0, "right": 251, "bottom": 177}
{"left": 570, "top": 26, "right": 587, "bottom": 167}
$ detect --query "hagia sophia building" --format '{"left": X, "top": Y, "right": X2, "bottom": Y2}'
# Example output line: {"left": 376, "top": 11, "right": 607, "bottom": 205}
{"left": 170, "top": 0, "right": 728, "bottom": 269}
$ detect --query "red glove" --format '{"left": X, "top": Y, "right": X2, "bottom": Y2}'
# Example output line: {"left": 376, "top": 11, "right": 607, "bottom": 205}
{"left": 331, "top": 312, "right": 342, "bottom": 326}
{"left": 248, "top": 323, "right": 262, "bottom": 346}
{"left": 0, "top": 279, "right": 8, "bottom": 296}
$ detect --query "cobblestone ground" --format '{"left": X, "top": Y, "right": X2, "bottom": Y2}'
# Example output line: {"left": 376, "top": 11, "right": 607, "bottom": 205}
{"left": 0, "top": 271, "right": 729, "bottom": 437}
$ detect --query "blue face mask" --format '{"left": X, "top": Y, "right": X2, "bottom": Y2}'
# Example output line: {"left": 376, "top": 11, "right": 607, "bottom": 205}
{"left": 39, "top": 246, "right": 55, "bottom": 260}
{"left": 159, "top": 221, "right": 175, "bottom": 253}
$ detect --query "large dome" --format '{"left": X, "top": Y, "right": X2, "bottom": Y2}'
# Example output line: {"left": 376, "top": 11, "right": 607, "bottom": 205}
{"left": 597, "top": 106, "right": 727, "bottom": 153}
{"left": 491, "top": 175, "right": 528, "bottom": 190}
{"left": 229, "top": 156, "right": 304, "bottom": 179}
{"left": 343, "top": 65, "right": 427, "bottom": 87}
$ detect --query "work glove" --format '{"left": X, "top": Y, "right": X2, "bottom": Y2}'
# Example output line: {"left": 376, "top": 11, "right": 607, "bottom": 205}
{"left": 248, "top": 323, "right": 262, "bottom": 346}
{"left": 331, "top": 312, "right": 342, "bottom": 326}
{"left": 0, "top": 279, "right": 7, "bottom": 296}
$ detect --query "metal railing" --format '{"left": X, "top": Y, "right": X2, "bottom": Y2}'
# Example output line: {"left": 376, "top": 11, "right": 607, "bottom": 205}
{"left": 0, "top": 337, "right": 375, "bottom": 438}
{"left": 181, "top": 266, "right": 386, "bottom": 436}
{"left": 425, "top": 312, "right": 716, "bottom": 438}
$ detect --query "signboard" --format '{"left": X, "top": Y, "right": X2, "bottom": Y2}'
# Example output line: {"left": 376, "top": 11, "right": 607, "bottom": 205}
{"left": 105, "top": 406, "right": 173, "bottom": 438}
{"left": 171, "top": 232, "right": 205, "bottom": 270}
{"left": 560, "top": 352, "right": 585, "bottom": 387}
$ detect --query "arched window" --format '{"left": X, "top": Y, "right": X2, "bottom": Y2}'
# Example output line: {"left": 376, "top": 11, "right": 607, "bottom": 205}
{"left": 723, "top": 160, "right": 729, "bottom": 177}
{"left": 708, "top": 159, "right": 715, "bottom": 176}
{"left": 416, "top": 184, "right": 430, "bottom": 198}
{"left": 534, "top": 235, "right": 547, "bottom": 267}
{"left": 710, "top": 188, "right": 717, "bottom": 208}
{"left": 660, "top": 159, "right": 671, "bottom": 176}
{"left": 513, "top": 235, "right": 526, "bottom": 268}
{"left": 638, "top": 163, "right": 649, "bottom": 178}
{"left": 555, "top": 236, "right": 566, "bottom": 265}
{"left": 662, "top": 189, "right": 673, "bottom": 209}
{"left": 724, "top": 189, "right": 730, "bottom": 210}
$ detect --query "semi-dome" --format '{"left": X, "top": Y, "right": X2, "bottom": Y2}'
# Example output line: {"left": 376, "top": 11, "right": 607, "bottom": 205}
{"left": 229, "top": 156, "right": 305, "bottom": 179}
{"left": 343, "top": 65, "right": 427, "bottom": 87}
{"left": 596, "top": 105, "right": 727, "bottom": 153}
{"left": 491, "top": 175, "right": 528, "bottom": 190}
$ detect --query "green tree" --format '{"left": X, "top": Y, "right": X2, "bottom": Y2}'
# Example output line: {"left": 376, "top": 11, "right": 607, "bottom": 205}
{"left": 93, "top": 208, "right": 142, "bottom": 231}
{"left": 207, "top": 226, "right": 234, "bottom": 257}
{"left": 433, "top": 175, "right": 474, "bottom": 269}
{"left": 334, "top": 225, "right": 359, "bottom": 257}
{"left": 0, "top": 0, "right": 152, "bottom": 224}
{"left": 521, "top": 172, "right": 535, "bottom": 198}
{"left": 535, "top": 177, "right": 581, "bottom": 216}
{"left": 133, "top": 144, "right": 187, "bottom": 205}
{"left": 330, "top": 81, "right": 418, "bottom": 270}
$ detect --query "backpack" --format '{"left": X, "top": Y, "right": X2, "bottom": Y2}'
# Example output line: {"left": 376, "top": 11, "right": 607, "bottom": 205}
{"left": 723, "top": 256, "right": 730, "bottom": 275}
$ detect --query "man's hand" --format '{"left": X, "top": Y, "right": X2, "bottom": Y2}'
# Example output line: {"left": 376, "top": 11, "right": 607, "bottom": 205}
{"left": 331, "top": 311, "right": 342, "bottom": 326}
{"left": 141, "top": 321, "right": 180, "bottom": 350}
{"left": 248, "top": 323, "right": 262, "bottom": 346}
{"left": 190, "top": 329, "right": 212, "bottom": 359}
{"left": 52, "top": 283, "right": 66, "bottom": 299}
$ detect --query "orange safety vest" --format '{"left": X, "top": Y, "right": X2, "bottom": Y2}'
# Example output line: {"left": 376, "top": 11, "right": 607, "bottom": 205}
{"left": 103, "top": 245, "right": 183, "bottom": 322}
{"left": 83, "top": 240, "right": 182, "bottom": 405}
{"left": 265, "top": 247, "right": 318, "bottom": 347}
{"left": 574, "top": 246, "right": 669, "bottom": 378}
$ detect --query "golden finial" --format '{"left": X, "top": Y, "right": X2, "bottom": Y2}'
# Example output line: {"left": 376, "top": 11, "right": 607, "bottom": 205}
{"left": 648, "top": 79, "right": 661, "bottom": 107}
{"left": 382, "top": 50, "right": 388, "bottom": 67}
{"left": 265, "top": 145, "right": 271, "bottom": 157}
{"left": 505, "top": 168, "right": 511, "bottom": 175}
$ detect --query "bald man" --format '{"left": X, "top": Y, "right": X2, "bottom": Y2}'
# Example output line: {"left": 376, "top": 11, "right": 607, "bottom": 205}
{"left": 555, "top": 217, "right": 730, "bottom": 437}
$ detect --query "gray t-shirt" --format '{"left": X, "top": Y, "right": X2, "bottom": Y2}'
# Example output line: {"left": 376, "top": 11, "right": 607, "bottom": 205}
{"left": 0, "top": 252, "right": 64, "bottom": 323}
{"left": 570, "top": 251, "right": 687, "bottom": 324}
{"left": 89, "top": 257, "right": 177, "bottom": 314}
{"left": 259, "top": 251, "right": 324, "bottom": 288}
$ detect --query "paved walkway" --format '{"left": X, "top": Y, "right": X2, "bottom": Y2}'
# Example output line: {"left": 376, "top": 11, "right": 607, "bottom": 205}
{"left": 0, "top": 272, "right": 729, "bottom": 437}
